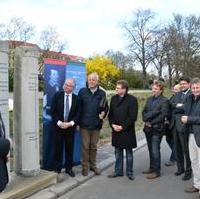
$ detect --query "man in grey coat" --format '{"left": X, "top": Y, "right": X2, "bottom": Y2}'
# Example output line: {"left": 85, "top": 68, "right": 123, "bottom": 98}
{"left": 182, "top": 78, "right": 200, "bottom": 196}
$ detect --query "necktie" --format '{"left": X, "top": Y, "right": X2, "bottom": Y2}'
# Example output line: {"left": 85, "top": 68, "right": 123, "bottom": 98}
{"left": 64, "top": 95, "right": 69, "bottom": 122}
{"left": 0, "top": 115, "right": 5, "bottom": 137}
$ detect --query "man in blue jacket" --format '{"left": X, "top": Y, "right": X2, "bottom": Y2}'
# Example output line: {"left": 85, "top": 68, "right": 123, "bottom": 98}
{"left": 78, "top": 72, "right": 108, "bottom": 176}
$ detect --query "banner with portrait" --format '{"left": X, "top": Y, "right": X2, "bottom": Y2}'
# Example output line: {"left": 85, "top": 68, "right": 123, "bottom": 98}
{"left": 43, "top": 58, "right": 86, "bottom": 170}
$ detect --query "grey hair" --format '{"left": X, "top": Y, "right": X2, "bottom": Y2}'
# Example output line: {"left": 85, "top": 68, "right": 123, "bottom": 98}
{"left": 191, "top": 77, "right": 200, "bottom": 85}
{"left": 88, "top": 72, "right": 99, "bottom": 81}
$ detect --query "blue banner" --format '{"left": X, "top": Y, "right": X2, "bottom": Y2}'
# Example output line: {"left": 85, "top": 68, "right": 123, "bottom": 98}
{"left": 42, "top": 59, "right": 86, "bottom": 170}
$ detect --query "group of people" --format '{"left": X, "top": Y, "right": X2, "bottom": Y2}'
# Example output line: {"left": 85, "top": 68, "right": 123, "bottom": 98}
{"left": 0, "top": 72, "right": 200, "bottom": 197}
{"left": 51, "top": 72, "right": 108, "bottom": 177}
{"left": 1, "top": 72, "right": 199, "bottom": 196}
{"left": 51, "top": 72, "right": 200, "bottom": 198}
{"left": 142, "top": 76, "right": 200, "bottom": 197}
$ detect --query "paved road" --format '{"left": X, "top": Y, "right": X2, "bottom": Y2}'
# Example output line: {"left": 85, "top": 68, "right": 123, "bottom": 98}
{"left": 59, "top": 140, "right": 198, "bottom": 199}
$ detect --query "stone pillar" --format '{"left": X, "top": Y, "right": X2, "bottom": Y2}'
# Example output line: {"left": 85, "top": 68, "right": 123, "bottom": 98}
{"left": 0, "top": 41, "right": 9, "bottom": 137}
{"left": 14, "top": 46, "right": 40, "bottom": 176}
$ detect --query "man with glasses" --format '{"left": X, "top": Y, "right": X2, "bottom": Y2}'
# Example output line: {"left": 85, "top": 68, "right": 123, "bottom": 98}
{"left": 171, "top": 76, "right": 192, "bottom": 181}
{"left": 51, "top": 79, "right": 79, "bottom": 177}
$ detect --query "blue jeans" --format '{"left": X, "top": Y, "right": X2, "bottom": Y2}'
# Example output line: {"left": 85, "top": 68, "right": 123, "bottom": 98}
{"left": 145, "top": 134, "right": 162, "bottom": 174}
{"left": 166, "top": 133, "right": 176, "bottom": 162}
{"left": 114, "top": 147, "right": 133, "bottom": 177}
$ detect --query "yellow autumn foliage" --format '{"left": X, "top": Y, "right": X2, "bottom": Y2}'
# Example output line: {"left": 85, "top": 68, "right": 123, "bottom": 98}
{"left": 86, "top": 55, "right": 121, "bottom": 89}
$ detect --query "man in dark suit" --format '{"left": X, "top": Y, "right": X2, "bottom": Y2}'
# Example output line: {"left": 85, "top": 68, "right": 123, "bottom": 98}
{"left": 51, "top": 78, "right": 79, "bottom": 177}
{"left": 171, "top": 76, "right": 192, "bottom": 181}
{"left": 165, "top": 84, "right": 180, "bottom": 166}
{"left": 0, "top": 111, "right": 10, "bottom": 192}
{"left": 108, "top": 80, "right": 138, "bottom": 180}
{"left": 181, "top": 78, "right": 200, "bottom": 195}
{"left": 142, "top": 80, "right": 169, "bottom": 179}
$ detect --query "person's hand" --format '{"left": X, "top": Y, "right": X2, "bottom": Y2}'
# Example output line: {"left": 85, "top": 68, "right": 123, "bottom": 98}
{"left": 58, "top": 121, "right": 64, "bottom": 129}
{"left": 115, "top": 125, "right": 123, "bottom": 132}
{"left": 145, "top": 122, "right": 151, "bottom": 127}
{"left": 112, "top": 124, "right": 123, "bottom": 132}
{"left": 176, "top": 103, "right": 183, "bottom": 108}
{"left": 99, "top": 111, "right": 105, "bottom": 119}
{"left": 181, "top": 115, "right": 188, "bottom": 124}
{"left": 62, "top": 122, "right": 72, "bottom": 129}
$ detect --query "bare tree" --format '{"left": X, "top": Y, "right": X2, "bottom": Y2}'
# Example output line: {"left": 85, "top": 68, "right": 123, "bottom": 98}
{"left": 150, "top": 29, "right": 167, "bottom": 78}
{"left": 106, "top": 50, "right": 131, "bottom": 68}
{"left": 165, "top": 14, "right": 200, "bottom": 79}
{"left": 39, "top": 26, "right": 67, "bottom": 52}
{"left": 0, "top": 23, "right": 6, "bottom": 39}
{"left": 1, "top": 17, "right": 35, "bottom": 41}
{"left": 123, "top": 9, "right": 157, "bottom": 87}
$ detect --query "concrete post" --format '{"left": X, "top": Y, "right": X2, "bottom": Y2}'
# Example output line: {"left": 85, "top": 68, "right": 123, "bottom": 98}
{"left": 14, "top": 46, "right": 40, "bottom": 176}
{"left": 0, "top": 41, "right": 9, "bottom": 138}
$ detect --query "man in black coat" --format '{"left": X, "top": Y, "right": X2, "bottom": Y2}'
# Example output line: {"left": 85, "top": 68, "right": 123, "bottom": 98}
{"left": 142, "top": 80, "right": 169, "bottom": 179}
{"left": 171, "top": 76, "right": 192, "bottom": 181}
{"left": 0, "top": 111, "right": 10, "bottom": 192}
{"left": 108, "top": 80, "right": 138, "bottom": 180}
{"left": 51, "top": 79, "right": 79, "bottom": 177}
{"left": 181, "top": 78, "right": 200, "bottom": 195}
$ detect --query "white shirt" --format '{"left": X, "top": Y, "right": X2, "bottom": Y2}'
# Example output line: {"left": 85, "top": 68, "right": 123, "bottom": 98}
{"left": 57, "top": 92, "right": 75, "bottom": 127}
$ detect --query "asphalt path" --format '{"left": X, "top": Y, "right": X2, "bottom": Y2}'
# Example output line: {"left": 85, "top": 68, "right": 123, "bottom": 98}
{"left": 59, "top": 139, "right": 199, "bottom": 199}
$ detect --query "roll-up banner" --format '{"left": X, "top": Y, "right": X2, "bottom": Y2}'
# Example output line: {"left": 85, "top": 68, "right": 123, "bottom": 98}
{"left": 43, "top": 58, "right": 86, "bottom": 170}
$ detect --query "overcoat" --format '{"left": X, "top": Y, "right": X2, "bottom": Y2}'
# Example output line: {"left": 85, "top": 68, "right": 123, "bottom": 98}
{"left": 108, "top": 94, "right": 138, "bottom": 149}
{"left": 0, "top": 112, "right": 10, "bottom": 193}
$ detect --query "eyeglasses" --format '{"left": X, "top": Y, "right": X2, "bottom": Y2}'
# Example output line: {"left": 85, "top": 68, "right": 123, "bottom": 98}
{"left": 65, "top": 84, "right": 74, "bottom": 88}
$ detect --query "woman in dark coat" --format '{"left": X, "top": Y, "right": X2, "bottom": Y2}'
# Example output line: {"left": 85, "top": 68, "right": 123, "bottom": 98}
{"left": 108, "top": 80, "right": 138, "bottom": 180}
{"left": 0, "top": 111, "right": 10, "bottom": 193}
{"left": 142, "top": 80, "right": 169, "bottom": 179}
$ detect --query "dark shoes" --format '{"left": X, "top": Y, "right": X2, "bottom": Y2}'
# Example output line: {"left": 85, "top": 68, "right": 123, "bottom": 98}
{"left": 108, "top": 173, "right": 134, "bottom": 180}
{"left": 108, "top": 173, "right": 123, "bottom": 178}
{"left": 142, "top": 169, "right": 153, "bottom": 174}
{"left": 174, "top": 170, "right": 184, "bottom": 176}
{"left": 182, "top": 173, "right": 192, "bottom": 181}
{"left": 146, "top": 172, "right": 160, "bottom": 179}
{"left": 128, "top": 176, "right": 135, "bottom": 181}
{"left": 82, "top": 169, "right": 88, "bottom": 176}
{"left": 90, "top": 168, "right": 101, "bottom": 175}
{"left": 165, "top": 160, "right": 175, "bottom": 167}
{"left": 185, "top": 186, "right": 199, "bottom": 193}
{"left": 66, "top": 169, "right": 75, "bottom": 177}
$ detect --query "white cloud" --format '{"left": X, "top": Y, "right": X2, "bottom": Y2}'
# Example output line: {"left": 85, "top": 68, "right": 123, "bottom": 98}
{"left": 0, "top": 0, "right": 200, "bottom": 57}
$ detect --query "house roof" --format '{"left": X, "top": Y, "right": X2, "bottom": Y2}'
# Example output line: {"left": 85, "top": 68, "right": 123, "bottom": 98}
{"left": 7, "top": 40, "right": 85, "bottom": 62}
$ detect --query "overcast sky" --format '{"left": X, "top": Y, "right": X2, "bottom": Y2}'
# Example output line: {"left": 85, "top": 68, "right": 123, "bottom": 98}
{"left": 0, "top": 0, "right": 199, "bottom": 58}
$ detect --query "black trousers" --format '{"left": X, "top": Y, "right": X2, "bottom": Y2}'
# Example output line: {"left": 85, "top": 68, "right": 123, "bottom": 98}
{"left": 55, "top": 129, "right": 74, "bottom": 172}
{"left": 174, "top": 130, "right": 191, "bottom": 174}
